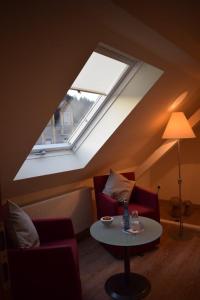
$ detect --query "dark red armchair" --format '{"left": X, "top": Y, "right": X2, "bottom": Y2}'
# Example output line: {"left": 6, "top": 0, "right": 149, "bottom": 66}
{"left": 93, "top": 172, "right": 160, "bottom": 258}
{"left": 7, "top": 218, "right": 82, "bottom": 300}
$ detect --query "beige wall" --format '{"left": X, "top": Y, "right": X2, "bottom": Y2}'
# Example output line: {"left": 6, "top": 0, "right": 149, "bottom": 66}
{"left": 143, "top": 129, "right": 200, "bottom": 204}
{"left": 1, "top": 2, "right": 200, "bottom": 207}
{"left": 23, "top": 188, "right": 93, "bottom": 234}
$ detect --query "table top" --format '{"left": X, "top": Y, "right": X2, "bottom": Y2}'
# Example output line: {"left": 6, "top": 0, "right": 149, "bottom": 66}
{"left": 90, "top": 216, "right": 162, "bottom": 247}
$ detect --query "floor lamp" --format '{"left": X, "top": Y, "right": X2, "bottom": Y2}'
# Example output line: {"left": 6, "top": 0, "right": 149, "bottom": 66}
{"left": 162, "top": 112, "right": 195, "bottom": 236}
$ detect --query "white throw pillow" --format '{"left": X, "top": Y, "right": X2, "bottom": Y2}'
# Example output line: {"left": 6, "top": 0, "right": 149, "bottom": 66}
{"left": 103, "top": 170, "right": 135, "bottom": 203}
{"left": 6, "top": 201, "right": 40, "bottom": 248}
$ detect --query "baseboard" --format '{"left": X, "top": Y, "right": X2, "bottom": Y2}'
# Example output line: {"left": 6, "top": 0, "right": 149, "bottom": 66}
{"left": 161, "top": 218, "right": 200, "bottom": 231}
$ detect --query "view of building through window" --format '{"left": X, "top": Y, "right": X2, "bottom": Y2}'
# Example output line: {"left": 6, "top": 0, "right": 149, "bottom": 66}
{"left": 32, "top": 49, "right": 130, "bottom": 152}
{"left": 35, "top": 89, "right": 101, "bottom": 146}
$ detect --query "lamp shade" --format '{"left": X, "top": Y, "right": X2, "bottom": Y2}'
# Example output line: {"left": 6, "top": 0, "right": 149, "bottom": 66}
{"left": 162, "top": 112, "right": 196, "bottom": 139}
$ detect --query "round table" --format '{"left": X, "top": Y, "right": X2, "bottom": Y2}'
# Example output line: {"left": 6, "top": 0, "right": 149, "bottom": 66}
{"left": 90, "top": 216, "right": 162, "bottom": 300}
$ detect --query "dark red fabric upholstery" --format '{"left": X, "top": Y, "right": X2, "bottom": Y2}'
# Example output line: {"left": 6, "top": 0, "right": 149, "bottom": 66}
{"left": 33, "top": 218, "right": 75, "bottom": 242}
{"left": 7, "top": 217, "right": 82, "bottom": 300}
{"left": 93, "top": 172, "right": 160, "bottom": 258}
{"left": 117, "top": 203, "right": 155, "bottom": 219}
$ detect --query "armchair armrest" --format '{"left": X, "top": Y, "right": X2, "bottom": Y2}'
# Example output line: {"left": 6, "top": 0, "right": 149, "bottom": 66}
{"left": 97, "top": 193, "right": 118, "bottom": 219}
{"left": 33, "top": 218, "right": 74, "bottom": 243}
{"left": 132, "top": 186, "right": 160, "bottom": 221}
{"left": 8, "top": 245, "right": 82, "bottom": 299}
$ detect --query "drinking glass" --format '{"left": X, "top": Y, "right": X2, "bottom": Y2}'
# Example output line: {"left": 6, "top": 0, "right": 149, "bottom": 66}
{"left": 131, "top": 210, "right": 140, "bottom": 232}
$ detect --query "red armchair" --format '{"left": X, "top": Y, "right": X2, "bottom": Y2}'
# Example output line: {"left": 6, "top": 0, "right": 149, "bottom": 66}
{"left": 7, "top": 218, "right": 82, "bottom": 300}
{"left": 93, "top": 172, "right": 160, "bottom": 258}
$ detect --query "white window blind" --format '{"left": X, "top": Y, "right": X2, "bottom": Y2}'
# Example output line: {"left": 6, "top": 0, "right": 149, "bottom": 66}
{"left": 71, "top": 52, "right": 128, "bottom": 95}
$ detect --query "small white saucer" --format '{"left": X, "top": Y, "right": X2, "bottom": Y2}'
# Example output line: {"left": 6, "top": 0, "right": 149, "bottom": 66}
{"left": 127, "top": 222, "right": 144, "bottom": 234}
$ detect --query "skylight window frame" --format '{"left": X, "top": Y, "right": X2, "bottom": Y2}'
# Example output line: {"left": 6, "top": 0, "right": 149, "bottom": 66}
{"left": 31, "top": 47, "right": 139, "bottom": 156}
{"left": 72, "top": 60, "right": 143, "bottom": 152}
{"left": 67, "top": 93, "right": 106, "bottom": 146}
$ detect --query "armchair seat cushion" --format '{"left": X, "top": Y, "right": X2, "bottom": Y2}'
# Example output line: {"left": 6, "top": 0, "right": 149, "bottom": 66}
{"left": 117, "top": 203, "right": 156, "bottom": 219}
{"left": 41, "top": 238, "right": 79, "bottom": 268}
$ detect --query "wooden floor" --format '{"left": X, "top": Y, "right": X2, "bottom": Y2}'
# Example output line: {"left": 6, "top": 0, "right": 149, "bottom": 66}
{"left": 79, "top": 223, "right": 200, "bottom": 300}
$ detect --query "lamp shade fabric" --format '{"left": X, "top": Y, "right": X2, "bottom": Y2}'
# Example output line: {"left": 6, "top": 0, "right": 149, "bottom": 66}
{"left": 162, "top": 112, "right": 195, "bottom": 139}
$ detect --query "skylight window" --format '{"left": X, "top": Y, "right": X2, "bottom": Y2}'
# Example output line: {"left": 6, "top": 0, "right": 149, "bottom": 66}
{"left": 17, "top": 48, "right": 164, "bottom": 180}
{"left": 32, "top": 50, "right": 133, "bottom": 153}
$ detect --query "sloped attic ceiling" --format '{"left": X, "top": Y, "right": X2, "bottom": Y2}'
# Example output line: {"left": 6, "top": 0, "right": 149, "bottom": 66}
{"left": 113, "top": 1, "right": 200, "bottom": 63}
{"left": 1, "top": 1, "right": 200, "bottom": 199}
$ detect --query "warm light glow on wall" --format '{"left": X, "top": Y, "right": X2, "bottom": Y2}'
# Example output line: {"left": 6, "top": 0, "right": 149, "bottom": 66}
{"left": 168, "top": 91, "right": 188, "bottom": 111}
{"left": 150, "top": 91, "right": 189, "bottom": 132}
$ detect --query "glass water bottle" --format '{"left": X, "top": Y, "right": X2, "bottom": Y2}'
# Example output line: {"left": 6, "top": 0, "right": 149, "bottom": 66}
{"left": 123, "top": 200, "right": 130, "bottom": 231}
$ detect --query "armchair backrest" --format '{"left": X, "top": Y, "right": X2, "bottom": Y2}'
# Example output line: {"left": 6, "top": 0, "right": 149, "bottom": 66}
{"left": 93, "top": 172, "right": 135, "bottom": 218}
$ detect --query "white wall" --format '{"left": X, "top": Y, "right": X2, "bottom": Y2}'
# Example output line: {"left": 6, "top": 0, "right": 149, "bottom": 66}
{"left": 23, "top": 188, "right": 93, "bottom": 234}
{"left": 143, "top": 134, "right": 200, "bottom": 204}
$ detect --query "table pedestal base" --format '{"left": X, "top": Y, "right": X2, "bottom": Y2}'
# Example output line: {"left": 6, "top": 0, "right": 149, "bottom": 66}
{"left": 105, "top": 273, "right": 151, "bottom": 300}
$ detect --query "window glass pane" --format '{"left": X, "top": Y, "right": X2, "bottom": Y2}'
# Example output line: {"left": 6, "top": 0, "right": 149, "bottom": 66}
{"left": 35, "top": 89, "right": 100, "bottom": 146}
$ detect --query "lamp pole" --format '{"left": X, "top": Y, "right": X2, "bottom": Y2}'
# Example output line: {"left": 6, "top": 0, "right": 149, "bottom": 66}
{"left": 177, "top": 139, "right": 183, "bottom": 236}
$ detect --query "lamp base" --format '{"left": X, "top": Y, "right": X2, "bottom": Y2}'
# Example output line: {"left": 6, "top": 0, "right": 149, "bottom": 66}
{"left": 169, "top": 224, "right": 193, "bottom": 241}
